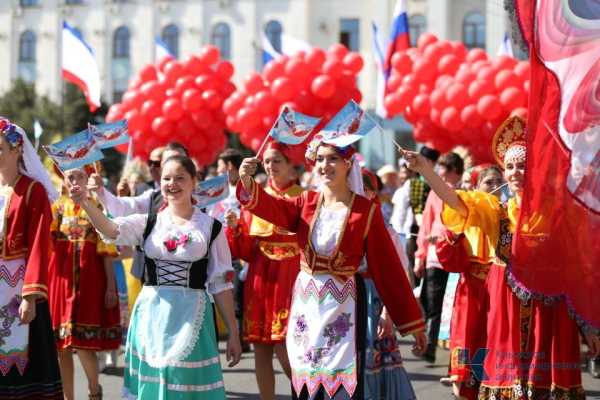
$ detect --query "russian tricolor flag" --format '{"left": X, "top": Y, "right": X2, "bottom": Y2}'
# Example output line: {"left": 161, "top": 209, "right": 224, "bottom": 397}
{"left": 383, "top": 0, "right": 410, "bottom": 79}
{"left": 155, "top": 36, "right": 175, "bottom": 61}
{"left": 496, "top": 32, "right": 514, "bottom": 57}
{"left": 261, "top": 33, "right": 311, "bottom": 66}
{"left": 62, "top": 22, "right": 101, "bottom": 112}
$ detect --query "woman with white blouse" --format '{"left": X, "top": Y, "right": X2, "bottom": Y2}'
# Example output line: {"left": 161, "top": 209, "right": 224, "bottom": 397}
{"left": 68, "top": 155, "right": 241, "bottom": 399}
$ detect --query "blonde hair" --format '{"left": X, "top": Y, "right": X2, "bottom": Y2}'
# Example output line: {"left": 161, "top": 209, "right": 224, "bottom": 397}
{"left": 121, "top": 157, "right": 151, "bottom": 185}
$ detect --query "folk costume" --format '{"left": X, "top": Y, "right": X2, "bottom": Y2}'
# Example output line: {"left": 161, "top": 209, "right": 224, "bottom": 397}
{"left": 226, "top": 178, "right": 302, "bottom": 344}
{"left": 106, "top": 201, "right": 235, "bottom": 399}
{"left": 237, "top": 147, "right": 424, "bottom": 399}
{"left": 0, "top": 118, "right": 63, "bottom": 399}
{"left": 48, "top": 196, "right": 121, "bottom": 351}
{"left": 441, "top": 117, "right": 585, "bottom": 399}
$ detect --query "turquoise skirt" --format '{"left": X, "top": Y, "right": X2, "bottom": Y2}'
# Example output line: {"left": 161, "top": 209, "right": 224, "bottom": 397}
{"left": 123, "top": 286, "right": 225, "bottom": 400}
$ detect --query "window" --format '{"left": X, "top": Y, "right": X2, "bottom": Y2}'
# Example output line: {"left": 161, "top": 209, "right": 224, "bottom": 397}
{"left": 113, "top": 26, "right": 130, "bottom": 58}
{"left": 65, "top": 0, "right": 83, "bottom": 4}
{"left": 20, "top": 0, "right": 38, "bottom": 6}
{"left": 264, "top": 20, "right": 282, "bottom": 53}
{"left": 339, "top": 18, "right": 359, "bottom": 51}
{"left": 211, "top": 22, "right": 231, "bottom": 60}
{"left": 463, "top": 12, "right": 485, "bottom": 49}
{"left": 18, "top": 31, "right": 36, "bottom": 82}
{"left": 409, "top": 14, "right": 426, "bottom": 47}
{"left": 19, "top": 31, "right": 36, "bottom": 62}
{"left": 161, "top": 24, "right": 179, "bottom": 59}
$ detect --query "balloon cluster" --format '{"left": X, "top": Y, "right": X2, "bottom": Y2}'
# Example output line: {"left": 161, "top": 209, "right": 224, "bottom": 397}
{"left": 384, "top": 33, "right": 530, "bottom": 163}
{"left": 105, "top": 46, "right": 235, "bottom": 165}
{"left": 222, "top": 44, "right": 364, "bottom": 151}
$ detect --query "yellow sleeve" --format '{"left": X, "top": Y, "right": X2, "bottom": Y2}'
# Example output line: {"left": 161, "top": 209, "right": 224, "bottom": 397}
{"left": 96, "top": 239, "right": 118, "bottom": 257}
{"left": 441, "top": 190, "right": 502, "bottom": 264}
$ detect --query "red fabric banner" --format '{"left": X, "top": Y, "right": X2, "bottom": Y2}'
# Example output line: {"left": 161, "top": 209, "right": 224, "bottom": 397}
{"left": 512, "top": 0, "right": 600, "bottom": 331}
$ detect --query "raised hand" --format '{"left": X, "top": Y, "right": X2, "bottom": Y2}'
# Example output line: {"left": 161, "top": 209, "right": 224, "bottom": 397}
{"left": 239, "top": 157, "right": 260, "bottom": 190}
{"left": 87, "top": 173, "right": 105, "bottom": 196}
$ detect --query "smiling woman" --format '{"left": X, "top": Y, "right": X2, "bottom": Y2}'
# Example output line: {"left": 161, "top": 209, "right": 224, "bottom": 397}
{"left": 66, "top": 155, "right": 242, "bottom": 400}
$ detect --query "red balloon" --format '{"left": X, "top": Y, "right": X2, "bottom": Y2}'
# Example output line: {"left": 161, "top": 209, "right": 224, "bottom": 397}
{"left": 430, "top": 108, "right": 442, "bottom": 127}
{"left": 424, "top": 43, "right": 448, "bottom": 63}
{"left": 222, "top": 93, "right": 244, "bottom": 115}
{"left": 106, "top": 104, "right": 124, "bottom": 122}
{"left": 175, "top": 76, "right": 197, "bottom": 96}
{"left": 441, "top": 107, "right": 463, "bottom": 132}
{"left": 468, "top": 80, "right": 494, "bottom": 100}
{"left": 337, "top": 72, "right": 356, "bottom": 89}
{"left": 404, "top": 106, "right": 418, "bottom": 124}
{"left": 438, "top": 54, "right": 461, "bottom": 75}
{"left": 328, "top": 43, "right": 349, "bottom": 60}
{"left": 141, "top": 100, "right": 161, "bottom": 120}
{"left": 417, "top": 33, "right": 438, "bottom": 50}
{"left": 455, "top": 67, "right": 476, "bottom": 84}
{"left": 450, "top": 41, "right": 467, "bottom": 60}
{"left": 469, "top": 60, "right": 489, "bottom": 74}
{"left": 412, "top": 58, "right": 436, "bottom": 84}
{"left": 461, "top": 104, "right": 483, "bottom": 129}
{"left": 253, "top": 90, "right": 276, "bottom": 114}
{"left": 398, "top": 83, "right": 417, "bottom": 102}
{"left": 477, "top": 95, "right": 502, "bottom": 121}
{"left": 162, "top": 98, "right": 184, "bottom": 121}
{"left": 215, "top": 60, "right": 234, "bottom": 80}
{"left": 477, "top": 66, "right": 497, "bottom": 82}
{"left": 523, "top": 80, "right": 530, "bottom": 92}
{"left": 412, "top": 93, "right": 431, "bottom": 117}
{"left": 499, "top": 87, "right": 526, "bottom": 110}
{"left": 199, "top": 45, "right": 220, "bottom": 66}
{"left": 194, "top": 74, "right": 219, "bottom": 92}
{"left": 430, "top": 89, "right": 448, "bottom": 110}
{"left": 244, "top": 72, "right": 265, "bottom": 95}
{"left": 236, "top": 107, "right": 260, "bottom": 128}
{"left": 191, "top": 109, "right": 214, "bottom": 130}
{"left": 391, "top": 52, "right": 413, "bottom": 75}
{"left": 384, "top": 93, "right": 403, "bottom": 116}
{"left": 387, "top": 73, "right": 403, "bottom": 92}
{"left": 125, "top": 109, "right": 145, "bottom": 132}
{"left": 271, "top": 77, "right": 296, "bottom": 101}
{"left": 182, "top": 88, "right": 203, "bottom": 112}
{"left": 175, "top": 116, "right": 197, "bottom": 138}
{"left": 311, "top": 75, "right": 336, "bottom": 99}
{"left": 157, "top": 56, "right": 174, "bottom": 73}
{"left": 202, "top": 90, "right": 222, "bottom": 110}
{"left": 342, "top": 52, "right": 364, "bottom": 74}
{"left": 466, "top": 48, "right": 488, "bottom": 63}
{"left": 435, "top": 75, "right": 454, "bottom": 90}
{"left": 128, "top": 77, "right": 143, "bottom": 91}
{"left": 305, "top": 48, "right": 327, "bottom": 69}
{"left": 151, "top": 117, "right": 175, "bottom": 138}
{"left": 163, "top": 61, "right": 185, "bottom": 85}
{"left": 322, "top": 59, "right": 344, "bottom": 79}
{"left": 495, "top": 70, "right": 519, "bottom": 91}
{"left": 285, "top": 59, "right": 311, "bottom": 85}
{"left": 219, "top": 81, "right": 236, "bottom": 98}
{"left": 446, "top": 82, "right": 468, "bottom": 109}
{"left": 139, "top": 65, "right": 158, "bottom": 82}
{"left": 183, "top": 55, "right": 207, "bottom": 75}
{"left": 492, "top": 55, "right": 518, "bottom": 71}
{"left": 514, "top": 61, "right": 530, "bottom": 81}
{"left": 121, "top": 90, "right": 142, "bottom": 111}
{"left": 262, "top": 60, "right": 285, "bottom": 82}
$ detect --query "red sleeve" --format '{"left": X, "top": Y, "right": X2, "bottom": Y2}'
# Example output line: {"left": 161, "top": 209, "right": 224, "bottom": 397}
{"left": 22, "top": 183, "right": 53, "bottom": 299}
{"left": 366, "top": 205, "right": 425, "bottom": 336}
{"left": 435, "top": 229, "right": 470, "bottom": 273}
{"left": 225, "top": 212, "right": 257, "bottom": 262}
{"left": 236, "top": 180, "right": 303, "bottom": 233}
{"left": 415, "top": 191, "right": 435, "bottom": 262}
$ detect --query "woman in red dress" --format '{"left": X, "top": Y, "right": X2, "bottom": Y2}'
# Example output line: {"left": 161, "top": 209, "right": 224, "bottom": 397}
{"left": 403, "top": 116, "right": 600, "bottom": 399}
{"left": 435, "top": 165, "right": 504, "bottom": 400}
{"left": 225, "top": 142, "right": 301, "bottom": 400}
{"left": 49, "top": 167, "right": 121, "bottom": 400}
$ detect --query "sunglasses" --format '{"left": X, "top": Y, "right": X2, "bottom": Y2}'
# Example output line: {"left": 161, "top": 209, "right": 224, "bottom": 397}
{"left": 147, "top": 160, "right": 161, "bottom": 168}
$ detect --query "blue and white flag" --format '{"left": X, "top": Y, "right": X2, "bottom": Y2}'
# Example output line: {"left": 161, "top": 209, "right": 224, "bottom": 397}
{"left": 88, "top": 120, "right": 130, "bottom": 149}
{"left": 44, "top": 130, "right": 104, "bottom": 171}
{"left": 268, "top": 107, "right": 321, "bottom": 145}
{"left": 372, "top": 22, "right": 388, "bottom": 118}
{"left": 194, "top": 174, "right": 230, "bottom": 209}
{"left": 496, "top": 32, "right": 514, "bottom": 57}
{"left": 155, "top": 36, "right": 175, "bottom": 61}
{"left": 321, "top": 100, "right": 383, "bottom": 147}
{"left": 262, "top": 32, "right": 311, "bottom": 65}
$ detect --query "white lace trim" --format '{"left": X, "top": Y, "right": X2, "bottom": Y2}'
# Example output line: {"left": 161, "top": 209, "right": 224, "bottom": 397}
{"left": 135, "top": 288, "right": 207, "bottom": 368}
{"left": 126, "top": 368, "right": 224, "bottom": 392}
{"left": 129, "top": 350, "right": 220, "bottom": 369}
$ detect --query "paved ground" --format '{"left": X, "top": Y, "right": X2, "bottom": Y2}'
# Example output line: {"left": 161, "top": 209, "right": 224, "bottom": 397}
{"left": 76, "top": 340, "right": 600, "bottom": 399}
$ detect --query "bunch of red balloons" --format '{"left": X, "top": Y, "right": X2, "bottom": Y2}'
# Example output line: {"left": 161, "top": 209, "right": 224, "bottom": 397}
{"left": 384, "top": 33, "right": 529, "bottom": 163}
{"left": 105, "top": 45, "right": 235, "bottom": 165}
{"left": 222, "top": 44, "right": 364, "bottom": 151}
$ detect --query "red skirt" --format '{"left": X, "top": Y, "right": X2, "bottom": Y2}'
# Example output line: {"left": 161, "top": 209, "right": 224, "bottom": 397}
{"left": 448, "top": 264, "right": 489, "bottom": 400}
{"left": 48, "top": 241, "right": 121, "bottom": 351}
{"left": 243, "top": 250, "right": 300, "bottom": 344}
{"left": 479, "top": 264, "right": 584, "bottom": 399}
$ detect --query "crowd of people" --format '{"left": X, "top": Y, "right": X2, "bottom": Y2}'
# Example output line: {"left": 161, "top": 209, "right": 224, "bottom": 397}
{"left": 0, "top": 113, "right": 598, "bottom": 400}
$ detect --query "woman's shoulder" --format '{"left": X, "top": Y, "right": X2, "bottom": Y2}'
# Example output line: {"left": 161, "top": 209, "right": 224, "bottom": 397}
{"left": 17, "top": 176, "right": 50, "bottom": 204}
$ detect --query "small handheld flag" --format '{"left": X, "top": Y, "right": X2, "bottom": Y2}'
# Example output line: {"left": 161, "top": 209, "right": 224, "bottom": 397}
{"left": 194, "top": 174, "right": 230, "bottom": 209}
{"left": 321, "top": 100, "right": 383, "bottom": 147}
{"left": 88, "top": 120, "right": 130, "bottom": 149}
{"left": 256, "top": 107, "right": 321, "bottom": 156}
{"left": 44, "top": 129, "right": 104, "bottom": 171}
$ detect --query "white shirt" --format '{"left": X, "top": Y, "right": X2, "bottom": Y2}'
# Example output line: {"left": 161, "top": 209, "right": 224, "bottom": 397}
{"left": 390, "top": 180, "right": 415, "bottom": 236}
{"left": 108, "top": 208, "right": 234, "bottom": 295}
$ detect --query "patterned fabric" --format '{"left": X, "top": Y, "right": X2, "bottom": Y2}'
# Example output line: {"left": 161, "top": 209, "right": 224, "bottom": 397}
{"left": 491, "top": 115, "right": 526, "bottom": 167}
{"left": 0, "top": 259, "right": 28, "bottom": 376}
{"left": 408, "top": 178, "right": 430, "bottom": 216}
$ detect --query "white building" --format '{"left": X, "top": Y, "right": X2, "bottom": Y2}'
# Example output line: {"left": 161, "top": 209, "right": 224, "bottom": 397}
{"left": 1, "top": 0, "right": 510, "bottom": 111}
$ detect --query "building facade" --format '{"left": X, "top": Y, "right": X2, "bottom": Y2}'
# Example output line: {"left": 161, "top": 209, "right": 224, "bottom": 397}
{"left": 1, "top": 0, "right": 510, "bottom": 110}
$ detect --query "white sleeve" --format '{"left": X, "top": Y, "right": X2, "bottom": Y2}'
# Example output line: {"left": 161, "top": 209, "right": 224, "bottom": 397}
{"left": 391, "top": 182, "right": 409, "bottom": 234}
{"left": 101, "top": 214, "right": 148, "bottom": 247}
{"left": 206, "top": 226, "right": 234, "bottom": 295}
{"left": 97, "top": 188, "right": 154, "bottom": 217}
